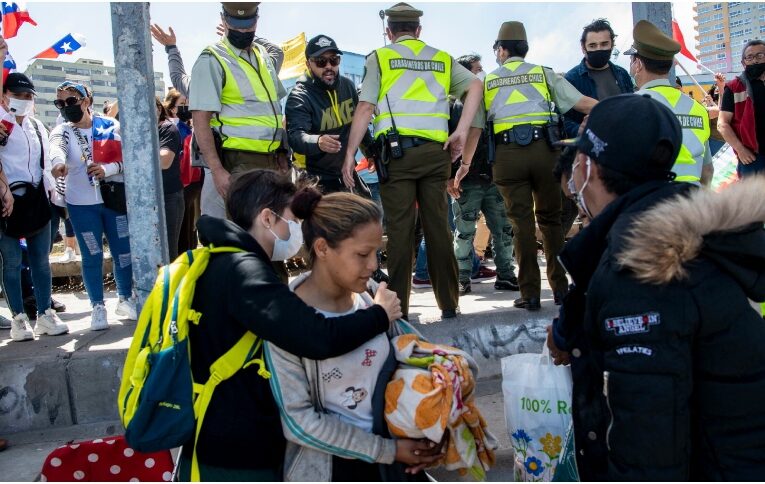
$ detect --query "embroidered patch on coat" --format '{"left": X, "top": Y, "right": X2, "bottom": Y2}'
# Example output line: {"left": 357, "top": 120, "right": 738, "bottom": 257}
{"left": 615, "top": 345, "right": 654, "bottom": 356}
{"left": 605, "top": 312, "right": 660, "bottom": 336}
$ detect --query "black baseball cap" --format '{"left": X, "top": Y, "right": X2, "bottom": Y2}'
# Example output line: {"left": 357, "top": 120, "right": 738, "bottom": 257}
{"left": 557, "top": 94, "right": 681, "bottom": 181}
{"left": 306, "top": 35, "right": 341, "bottom": 58}
{"left": 5, "top": 73, "right": 36, "bottom": 96}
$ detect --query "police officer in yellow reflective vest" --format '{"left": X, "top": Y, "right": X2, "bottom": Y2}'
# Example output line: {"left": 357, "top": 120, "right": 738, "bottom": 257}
{"left": 190, "top": 2, "right": 287, "bottom": 212}
{"left": 343, "top": 2, "right": 485, "bottom": 319}
{"left": 628, "top": 20, "right": 713, "bottom": 186}
{"left": 484, "top": 22, "right": 597, "bottom": 311}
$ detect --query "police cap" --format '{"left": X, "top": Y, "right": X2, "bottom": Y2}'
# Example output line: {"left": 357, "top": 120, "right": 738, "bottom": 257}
{"left": 496, "top": 21, "right": 527, "bottom": 42}
{"left": 221, "top": 2, "right": 260, "bottom": 29}
{"left": 385, "top": 2, "right": 423, "bottom": 22}
{"left": 624, "top": 20, "right": 680, "bottom": 61}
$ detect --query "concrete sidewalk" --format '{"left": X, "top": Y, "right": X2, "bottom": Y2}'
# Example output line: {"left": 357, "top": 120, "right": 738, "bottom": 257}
{"left": 0, "top": 257, "right": 560, "bottom": 481}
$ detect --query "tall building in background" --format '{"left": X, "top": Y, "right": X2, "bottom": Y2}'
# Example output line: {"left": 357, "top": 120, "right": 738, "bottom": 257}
{"left": 24, "top": 58, "right": 166, "bottom": 129}
{"left": 694, "top": 2, "right": 765, "bottom": 74}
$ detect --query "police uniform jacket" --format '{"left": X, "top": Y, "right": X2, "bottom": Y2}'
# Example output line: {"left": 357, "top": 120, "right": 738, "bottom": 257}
{"left": 555, "top": 179, "right": 765, "bottom": 480}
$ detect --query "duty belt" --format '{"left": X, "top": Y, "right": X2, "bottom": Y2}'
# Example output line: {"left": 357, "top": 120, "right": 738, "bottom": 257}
{"left": 399, "top": 136, "right": 434, "bottom": 150}
{"left": 495, "top": 126, "right": 545, "bottom": 146}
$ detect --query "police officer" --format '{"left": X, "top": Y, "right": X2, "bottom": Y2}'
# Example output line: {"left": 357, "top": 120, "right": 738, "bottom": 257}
{"left": 485, "top": 21, "right": 596, "bottom": 311}
{"left": 342, "top": 2, "right": 484, "bottom": 319}
{"left": 190, "top": 2, "right": 288, "bottom": 219}
{"left": 627, "top": 20, "right": 713, "bottom": 186}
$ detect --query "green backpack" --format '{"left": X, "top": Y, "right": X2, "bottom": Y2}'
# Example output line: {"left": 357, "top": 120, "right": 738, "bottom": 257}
{"left": 118, "top": 245, "right": 271, "bottom": 482}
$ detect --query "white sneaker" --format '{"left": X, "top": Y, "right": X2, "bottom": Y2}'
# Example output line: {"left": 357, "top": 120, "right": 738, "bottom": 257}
{"left": 35, "top": 309, "right": 69, "bottom": 336}
{"left": 10, "top": 313, "right": 34, "bottom": 341}
{"left": 115, "top": 297, "right": 137, "bottom": 320}
{"left": 90, "top": 304, "right": 109, "bottom": 331}
{"left": 58, "top": 247, "right": 76, "bottom": 263}
{"left": 0, "top": 314, "right": 11, "bottom": 329}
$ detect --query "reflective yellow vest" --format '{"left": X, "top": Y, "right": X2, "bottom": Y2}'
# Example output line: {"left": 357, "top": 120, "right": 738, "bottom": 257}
{"left": 374, "top": 39, "right": 451, "bottom": 143}
{"left": 206, "top": 41, "right": 283, "bottom": 153}
{"left": 484, "top": 60, "right": 556, "bottom": 134}
{"left": 643, "top": 84, "right": 710, "bottom": 185}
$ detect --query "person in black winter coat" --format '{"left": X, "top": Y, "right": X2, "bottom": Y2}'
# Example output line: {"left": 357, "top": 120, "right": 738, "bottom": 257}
{"left": 176, "top": 169, "right": 403, "bottom": 481}
{"left": 548, "top": 94, "right": 765, "bottom": 480}
{"left": 285, "top": 34, "right": 374, "bottom": 194}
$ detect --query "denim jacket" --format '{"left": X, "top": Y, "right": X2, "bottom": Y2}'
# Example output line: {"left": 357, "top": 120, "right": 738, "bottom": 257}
{"left": 563, "top": 58, "right": 634, "bottom": 137}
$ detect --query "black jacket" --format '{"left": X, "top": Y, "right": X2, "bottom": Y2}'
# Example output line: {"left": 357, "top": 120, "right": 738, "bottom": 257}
{"left": 556, "top": 179, "right": 765, "bottom": 481}
{"left": 285, "top": 73, "right": 374, "bottom": 179}
{"left": 182, "top": 216, "right": 389, "bottom": 471}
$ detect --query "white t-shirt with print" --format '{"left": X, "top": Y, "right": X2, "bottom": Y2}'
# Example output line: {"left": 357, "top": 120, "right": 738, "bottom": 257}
{"left": 49, "top": 121, "right": 124, "bottom": 206}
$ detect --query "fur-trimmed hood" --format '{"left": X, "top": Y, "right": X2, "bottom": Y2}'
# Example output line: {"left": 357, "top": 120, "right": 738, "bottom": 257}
{"left": 617, "top": 177, "right": 765, "bottom": 295}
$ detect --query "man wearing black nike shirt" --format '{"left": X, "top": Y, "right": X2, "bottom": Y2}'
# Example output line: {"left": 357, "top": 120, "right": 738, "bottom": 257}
{"left": 286, "top": 34, "right": 374, "bottom": 194}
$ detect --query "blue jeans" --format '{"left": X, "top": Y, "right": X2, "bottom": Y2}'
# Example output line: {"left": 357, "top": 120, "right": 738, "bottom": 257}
{"left": 737, "top": 153, "right": 765, "bottom": 178}
{"left": 67, "top": 203, "right": 133, "bottom": 304}
{"left": 0, "top": 222, "right": 52, "bottom": 316}
{"left": 452, "top": 182, "right": 516, "bottom": 282}
{"left": 414, "top": 201, "right": 479, "bottom": 280}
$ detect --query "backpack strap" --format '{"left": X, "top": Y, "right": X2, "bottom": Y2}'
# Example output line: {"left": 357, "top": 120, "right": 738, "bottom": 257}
{"left": 188, "top": 331, "right": 270, "bottom": 481}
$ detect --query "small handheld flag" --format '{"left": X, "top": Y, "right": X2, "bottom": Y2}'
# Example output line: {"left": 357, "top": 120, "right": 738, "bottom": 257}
{"left": 671, "top": 19, "right": 698, "bottom": 64}
{"left": 3, "top": 52, "right": 16, "bottom": 84}
{"left": 32, "top": 33, "right": 86, "bottom": 60}
{"left": 1, "top": 2, "right": 37, "bottom": 39}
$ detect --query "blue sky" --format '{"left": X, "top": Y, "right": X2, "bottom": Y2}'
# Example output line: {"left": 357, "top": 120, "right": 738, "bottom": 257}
{"left": 7, "top": 1, "right": 701, "bottom": 85}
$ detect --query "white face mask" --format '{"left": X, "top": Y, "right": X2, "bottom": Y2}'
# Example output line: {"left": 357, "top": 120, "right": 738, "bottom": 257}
{"left": 568, "top": 158, "right": 593, "bottom": 219}
{"left": 476, "top": 70, "right": 486, "bottom": 82}
{"left": 269, "top": 210, "right": 304, "bottom": 261}
{"left": 8, "top": 97, "right": 34, "bottom": 117}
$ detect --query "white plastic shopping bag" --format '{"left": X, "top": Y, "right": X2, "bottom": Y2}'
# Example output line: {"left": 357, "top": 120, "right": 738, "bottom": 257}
{"left": 501, "top": 348, "right": 573, "bottom": 481}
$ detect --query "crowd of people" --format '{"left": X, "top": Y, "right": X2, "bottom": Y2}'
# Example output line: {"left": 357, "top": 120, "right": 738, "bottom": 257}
{"left": 1, "top": 0, "right": 765, "bottom": 480}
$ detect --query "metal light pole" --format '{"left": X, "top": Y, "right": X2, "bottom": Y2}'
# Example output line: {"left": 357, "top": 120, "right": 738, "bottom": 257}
{"left": 110, "top": 2, "right": 168, "bottom": 305}
{"left": 632, "top": 2, "right": 675, "bottom": 81}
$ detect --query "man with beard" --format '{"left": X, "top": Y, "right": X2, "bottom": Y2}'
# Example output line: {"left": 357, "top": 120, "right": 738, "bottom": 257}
{"left": 286, "top": 35, "right": 374, "bottom": 194}
{"left": 718, "top": 39, "right": 765, "bottom": 178}
{"left": 563, "top": 19, "right": 633, "bottom": 138}
{"left": 190, "top": 2, "right": 288, "bottom": 218}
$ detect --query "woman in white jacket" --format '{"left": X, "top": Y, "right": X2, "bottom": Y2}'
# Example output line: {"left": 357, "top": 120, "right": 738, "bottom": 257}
{"left": 264, "top": 188, "right": 442, "bottom": 481}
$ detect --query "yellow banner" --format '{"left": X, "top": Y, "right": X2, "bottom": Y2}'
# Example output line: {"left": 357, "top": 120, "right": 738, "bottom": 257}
{"left": 279, "top": 32, "right": 307, "bottom": 80}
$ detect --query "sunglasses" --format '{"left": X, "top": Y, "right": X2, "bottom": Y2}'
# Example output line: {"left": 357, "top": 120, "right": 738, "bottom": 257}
{"left": 310, "top": 56, "right": 341, "bottom": 68}
{"left": 53, "top": 96, "right": 84, "bottom": 109}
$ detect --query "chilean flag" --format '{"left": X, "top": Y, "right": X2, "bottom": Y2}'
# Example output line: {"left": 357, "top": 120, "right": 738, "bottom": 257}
{"left": 2, "top": 52, "right": 15, "bottom": 84}
{"left": 32, "top": 33, "right": 86, "bottom": 60}
{"left": 1, "top": 2, "right": 36, "bottom": 39}
{"left": 672, "top": 19, "right": 699, "bottom": 64}
{"left": 92, "top": 116, "right": 123, "bottom": 164}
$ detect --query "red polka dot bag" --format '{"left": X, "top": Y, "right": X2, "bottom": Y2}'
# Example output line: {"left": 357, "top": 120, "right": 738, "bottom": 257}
{"left": 40, "top": 435, "right": 174, "bottom": 482}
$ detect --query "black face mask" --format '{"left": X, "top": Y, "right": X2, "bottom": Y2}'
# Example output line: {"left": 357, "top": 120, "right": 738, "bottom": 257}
{"left": 61, "top": 104, "right": 84, "bottom": 123}
{"left": 176, "top": 105, "right": 192, "bottom": 122}
{"left": 227, "top": 30, "right": 255, "bottom": 49}
{"left": 586, "top": 49, "right": 612, "bottom": 69}
{"left": 745, "top": 63, "right": 765, "bottom": 80}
